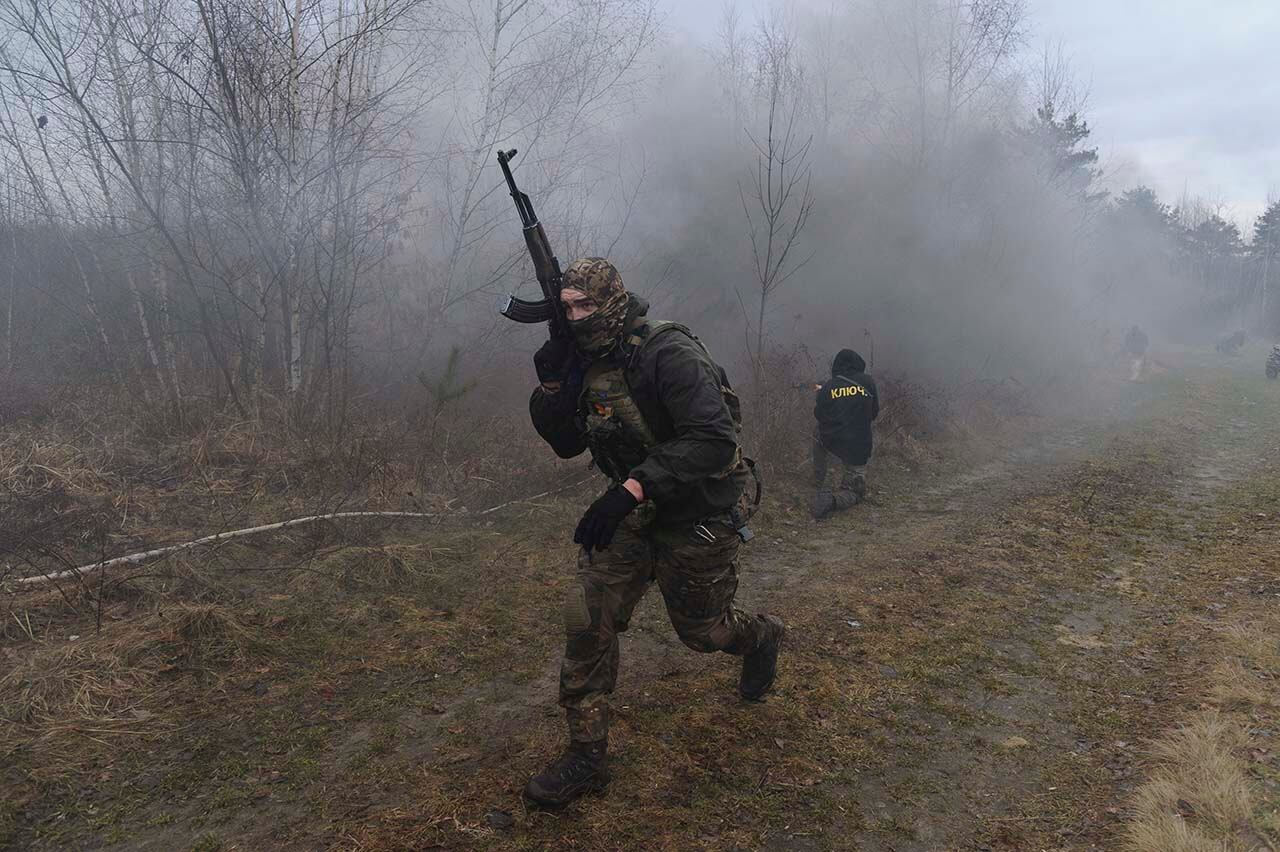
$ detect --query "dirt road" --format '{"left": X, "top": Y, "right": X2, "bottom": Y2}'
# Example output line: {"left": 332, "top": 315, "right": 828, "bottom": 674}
{"left": 5, "top": 349, "right": 1280, "bottom": 851}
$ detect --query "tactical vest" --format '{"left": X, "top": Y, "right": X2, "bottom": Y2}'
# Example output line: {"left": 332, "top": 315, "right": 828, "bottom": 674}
{"left": 577, "top": 320, "right": 745, "bottom": 485}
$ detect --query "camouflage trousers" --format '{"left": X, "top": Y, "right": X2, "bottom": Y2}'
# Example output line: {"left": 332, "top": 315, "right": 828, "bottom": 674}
{"left": 812, "top": 437, "right": 867, "bottom": 515}
{"left": 560, "top": 516, "right": 771, "bottom": 743}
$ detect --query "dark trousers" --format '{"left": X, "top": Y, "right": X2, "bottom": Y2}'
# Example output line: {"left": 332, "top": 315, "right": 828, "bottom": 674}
{"left": 813, "top": 437, "right": 867, "bottom": 511}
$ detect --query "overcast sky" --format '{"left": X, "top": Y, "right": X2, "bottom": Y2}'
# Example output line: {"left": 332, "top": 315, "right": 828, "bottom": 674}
{"left": 665, "top": 1, "right": 1280, "bottom": 233}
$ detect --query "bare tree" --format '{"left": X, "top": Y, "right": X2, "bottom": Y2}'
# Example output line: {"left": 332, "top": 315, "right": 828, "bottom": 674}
{"left": 1, "top": 172, "right": 14, "bottom": 373}
{"left": 712, "top": 1, "right": 750, "bottom": 130}
{"left": 803, "top": 0, "right": 844, "bottom": 144}
{"left": 0, "top": 0, "right": 448, "bottom": 425}
{"left": 739, "top": 12, "right": 815, "bottom": 364}
{"left": 423, "top": 0, "right": 658, "bottom": 338}
{"left": 856, "top": 0, "right": 1025, "bottom": 172}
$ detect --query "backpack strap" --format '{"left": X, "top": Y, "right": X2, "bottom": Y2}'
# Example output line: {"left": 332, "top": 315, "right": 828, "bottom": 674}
{"left": 623, "top": 319, "right": 697, "bottom": 369}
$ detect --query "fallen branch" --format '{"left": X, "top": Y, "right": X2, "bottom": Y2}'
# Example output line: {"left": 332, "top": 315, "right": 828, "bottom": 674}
{"left": 9, "top": 476, "right": 594, "bottom": 588}
{"left": 11, "top": 512, "right": 436, "bottom": 587}
{"left": 475, "top": 476, "right": 594, "bottom": 516}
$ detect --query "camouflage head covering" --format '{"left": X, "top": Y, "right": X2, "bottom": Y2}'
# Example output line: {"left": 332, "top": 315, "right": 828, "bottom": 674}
{"left": 564, "top": 257, "right": 629, "bottom": 357}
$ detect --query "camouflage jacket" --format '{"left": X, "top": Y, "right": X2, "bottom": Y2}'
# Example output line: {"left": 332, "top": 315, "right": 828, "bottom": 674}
{"left": 529, "top": 296, "right": 747, "bottom": 526}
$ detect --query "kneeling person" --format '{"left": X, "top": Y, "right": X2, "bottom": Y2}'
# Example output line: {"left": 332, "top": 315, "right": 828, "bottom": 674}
{"left": 812, "top": 348, "right": 879, "bottom": 519}
{"left": 525, "top": 257, "right": 785, "bottom": 808}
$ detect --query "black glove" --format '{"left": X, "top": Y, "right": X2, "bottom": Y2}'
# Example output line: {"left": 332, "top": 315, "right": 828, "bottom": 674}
{"left": 574, "top": 485, "right": 639, "bottom": 555}
{"left": 534, "top": 336, "right": 577, "bottom": 386}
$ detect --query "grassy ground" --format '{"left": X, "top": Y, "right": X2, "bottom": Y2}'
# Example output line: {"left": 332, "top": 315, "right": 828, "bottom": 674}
{"left": 3, "top": 346, "right": 1280, "bottom": 851}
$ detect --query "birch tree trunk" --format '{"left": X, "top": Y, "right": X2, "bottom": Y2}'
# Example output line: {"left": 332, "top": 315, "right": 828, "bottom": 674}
{"left": 285, "top": 0, "right": 305, "bottom": 400}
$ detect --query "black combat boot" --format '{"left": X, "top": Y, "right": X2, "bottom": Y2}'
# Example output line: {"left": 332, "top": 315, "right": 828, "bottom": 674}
{"left": 811, "top": 489, "right": 835, "bottom": 520}
{"left": 739, "top": 616, "right": 786, "bottom": 700}
{"left": 524, "top": 740, "right": 609, "bottom": 808}
{"left": 851, "top": 472, "right": 868, "bottom": 499}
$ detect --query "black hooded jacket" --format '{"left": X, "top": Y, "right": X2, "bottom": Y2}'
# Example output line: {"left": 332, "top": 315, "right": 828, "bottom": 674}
{"left": 528, "top": 295, "right": 748, "bottom": 526}
{"left": 814, "top": 349, "right": 879, "bottom": 465}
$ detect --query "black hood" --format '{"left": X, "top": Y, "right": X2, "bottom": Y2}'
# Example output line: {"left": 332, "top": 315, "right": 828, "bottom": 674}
{"left": 832, "top": 348, "right": 865, "bottom": 376}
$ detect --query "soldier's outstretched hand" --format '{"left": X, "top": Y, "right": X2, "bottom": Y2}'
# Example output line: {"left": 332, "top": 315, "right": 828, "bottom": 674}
{"left": 574, "top": 486, "right": 638, "bottom": 555}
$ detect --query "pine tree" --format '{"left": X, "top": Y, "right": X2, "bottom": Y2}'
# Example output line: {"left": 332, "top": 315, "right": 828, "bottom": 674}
{"left": 1185, "top": 215, "right": 1243, "bottom": 296}
{"left": 1252, "top": 201, "right": 1280, "bottom": 329}
{"left": 1112, "top": 187, "right": 1176, "bottom": 234}
{"left": 1251, "top": 201, "right": 1280, "bottom": 257}
{"left": 1019, "top": 101, "right": 1107, "bottom": 204}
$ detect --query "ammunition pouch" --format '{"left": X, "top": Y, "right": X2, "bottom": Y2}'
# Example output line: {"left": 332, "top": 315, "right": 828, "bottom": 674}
{"left": 583, "top": 415, "right": 650, "bottom": 484}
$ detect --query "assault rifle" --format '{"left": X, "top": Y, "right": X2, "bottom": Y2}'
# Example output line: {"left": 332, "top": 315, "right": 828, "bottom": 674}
{"left": 496, "top": 148, "right": 570, "bottom": 340}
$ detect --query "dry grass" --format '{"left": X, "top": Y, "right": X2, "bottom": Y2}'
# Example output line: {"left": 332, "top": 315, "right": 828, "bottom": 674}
{"left": 0, "top": 387, "right": 565, "bottom": 602}
{"left": 1, "top": 629, "right": 158, "bottom": 729}
{"left": 1126, "top": 712, "right": 1255, "bottom": 850}
{"left": 1123, "top": 621, "right": 1280, "bottom": 852}
{"left": 1211, "top": 625, "right": 1280, "bottom": 713}
{"left": 0, "top": 429, "right": 107, "bottom": 499}
{"left": 169, "top": 603, "right": 250, "bottom": 657}
{"left": 0, "top": 603, "right": 246, "bottom": 732}
{"left": 1116, "top": 381, "right": 1280, "bottom": 852}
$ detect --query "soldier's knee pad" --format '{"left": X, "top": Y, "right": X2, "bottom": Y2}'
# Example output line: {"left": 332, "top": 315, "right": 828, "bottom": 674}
{"left": 563, "top": 582, "right": 609, "bottom": 661}
{"left": 563, "top": 583, "right": 594, "bottom": 636}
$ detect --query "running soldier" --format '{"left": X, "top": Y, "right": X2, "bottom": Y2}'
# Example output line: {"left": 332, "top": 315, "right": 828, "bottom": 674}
{"left": 524, "top": 257, "right": 785, "bottom": 807}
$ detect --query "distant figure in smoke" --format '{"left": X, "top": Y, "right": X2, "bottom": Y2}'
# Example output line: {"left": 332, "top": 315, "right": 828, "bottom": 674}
{"left": 811, "top": 348, "right": 879, "bottom": 519}
{"left": 1123, "top": 325, "right": 1149, "bottom": 382}
{"left": 1215, "top": 330, "right": 1246, "bottom": 355}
